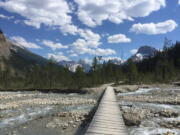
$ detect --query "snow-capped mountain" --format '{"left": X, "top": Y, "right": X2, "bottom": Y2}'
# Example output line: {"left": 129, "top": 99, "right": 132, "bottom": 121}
{"left": 109, "top": 59, "right": 122, "bottom": 65}
{"left": 131, "top": 46, "right": 157, "bottom": 62}
{"left": 59, "top": 60, "right": 90, "bottom": 72}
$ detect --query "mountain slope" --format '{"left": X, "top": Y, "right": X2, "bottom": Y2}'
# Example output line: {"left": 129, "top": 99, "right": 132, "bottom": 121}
{"left": 0, "top": 30, "right": 11, "bottom": 58}
{"left": 0, "top": 31, "right": 49, "bottom": 72}
{"left": 131, "top": 46, "right": 157, "bottom": 62}
{"left": 59, "top": 60, "right": 91, "bottom": 72}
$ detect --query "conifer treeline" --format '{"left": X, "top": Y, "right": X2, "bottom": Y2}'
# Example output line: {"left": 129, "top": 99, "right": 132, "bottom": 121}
{"left": 0, "top": 41, "right": 180, "bottom": 90}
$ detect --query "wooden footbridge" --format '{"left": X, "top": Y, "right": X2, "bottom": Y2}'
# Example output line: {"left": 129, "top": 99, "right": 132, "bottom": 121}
{"left": 85, "top": 86, "right": 128, "bottom": 135}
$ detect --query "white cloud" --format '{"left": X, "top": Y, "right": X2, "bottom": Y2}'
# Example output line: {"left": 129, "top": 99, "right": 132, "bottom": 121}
{"left": 69, "top": 53, "right": 78, "bottom": 57}
{"left": 70, "top": 37, "right": 115, "bottom": 56}
{"left": 60, "top": 24, "right": 79, "bottom": 35}
{"left": 42, "top": 40, "right": 68, "bottom": 51}
{"left": 94, "top": 48, "right": 116, "bottom": 56}
{"left": 66, "top": 27, "right": 116, "bottom": 56}
{"left": 79, "top": 29, "right": 101, "bottom": 44}
{"left": 102, "top": 56, "right": 122, "bottom": 62}
{"left": 74, "top": 0, "right": 166, "bottom": 27}
{"left": 0, "top": 0, "right": 75, "bottom": 34}
{"left": 72, "top": 38, "right": 100, "bottom": 50}
{"left": 48, "top": 52, "right": 70, "bottom": 61}
{"left": 67, "top": 28, "right": 114, "bottom": 56}
{"left": 0, "top": 14, "right": 14, "bottom": 20}
{"left": 73, "top": 29, "right": 102, "bottom": 48}
{"left": 130, "top": 49, "right": 138, "bottom": 54}
{"left": 130, "top": 20, "right": 178, "bottom": 35}
{"left": 11, "top": 36, "right": 41, "bottom": 49}
{"left": 179, "top": 0, "right": 180, "bottom": 5}
{"left": 108, "top": 34, "right": 131, "bottom": 43}
{"left": 83, "top": 58, "right": 92, "bottom": 64}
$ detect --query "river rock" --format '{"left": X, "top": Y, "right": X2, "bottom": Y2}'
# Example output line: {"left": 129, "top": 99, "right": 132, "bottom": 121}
{"left": 159, "top": 119, "right": 180, "bottom": 129}
{"left": 164, "top": 131, "right": 175, "bottom": 135}
{"left": 122, "top": 107, "right": 153, "bottom": 126}
{"left": 158, "top": 109, "right": 178, "bottom": 117}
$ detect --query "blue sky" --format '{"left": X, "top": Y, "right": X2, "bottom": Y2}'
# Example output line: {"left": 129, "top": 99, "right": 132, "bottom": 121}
{"left": 0, "top": 0, "right": 180, "bottom": 63}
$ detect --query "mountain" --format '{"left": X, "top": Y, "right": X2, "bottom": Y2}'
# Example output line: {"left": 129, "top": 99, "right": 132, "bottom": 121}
{"left": 78, "top": 59, "right": 91, "bottom": 72}
{"left": 59, "top": 60, "right": 76, "bottom": 67}
{"left": 59, "top": 60, "right": 79, "bottom": 72}
{"left": 0, "top": 30, "right": 49, "bottom": 72}
{"left": 10, "top": 45, "right": 48, "bottom": 66}
{"left": 59, "top": 60, "right": 91, "bottom": 72}
{"left": 0, "top": 30, "right": 11, "bottom": 58}
{"left": 131, "top": 46, "right": 157, "bottom": 62}
{"left": 109, "top": 58, "right": 122, "bottom": 65}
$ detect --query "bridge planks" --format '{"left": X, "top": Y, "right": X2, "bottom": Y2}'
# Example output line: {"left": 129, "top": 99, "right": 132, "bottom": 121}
{"left": 85, "top": 86, "right": 128, "bottom": 135}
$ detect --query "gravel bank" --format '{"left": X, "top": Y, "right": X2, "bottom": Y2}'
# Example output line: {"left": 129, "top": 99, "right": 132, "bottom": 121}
{"left": 0, "top": 85, "right": 106, "bottom": 135}
{"left": 116, "top": 84, "right": 180, "bottom": 135}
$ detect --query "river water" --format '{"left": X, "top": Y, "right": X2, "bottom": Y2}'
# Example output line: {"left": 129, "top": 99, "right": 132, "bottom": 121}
{"left": 0, "top": 91, "right": 97, "bottom": 135}
{"left": 117, "top": 87, "right": 180, "bottom": 135}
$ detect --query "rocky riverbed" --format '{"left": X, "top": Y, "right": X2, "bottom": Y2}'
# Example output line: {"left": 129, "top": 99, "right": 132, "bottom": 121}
{"left": 0, "top": 86, "right": 105, "bottom": 135}
{"left": 115, "top": 84, "right": 180, "bottom": 135}
{"left": 1, "top": 83, "right": 179, "bottom": 135}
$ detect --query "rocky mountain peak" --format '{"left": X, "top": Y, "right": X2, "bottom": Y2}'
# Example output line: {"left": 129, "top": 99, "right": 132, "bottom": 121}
{"left": 0, "top": 30, "right": 11, "bottom": 58}
{"left": 59, "top": 60, "right": 91, "bottom": 72}
{"left": 131, "top": 46, "right": 157, "bottom": 62}
{"left": 137, "top": 46, "right": 157, "bottom": 56}
{"left": 0, "top": 30, "right": 6, "bottom": 42}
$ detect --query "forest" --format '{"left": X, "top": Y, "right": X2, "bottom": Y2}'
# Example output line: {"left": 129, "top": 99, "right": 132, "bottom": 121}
{"left": 0, "top": 40, "right": 180, "bottom": 90}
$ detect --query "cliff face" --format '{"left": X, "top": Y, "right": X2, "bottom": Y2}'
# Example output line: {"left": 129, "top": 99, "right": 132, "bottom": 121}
{"left": 137, "top": 46, "right": 157, "bottom": 57}
{"left": 0, "top": 31, "right": 11, "bottom": 58}
{"left": 131, "top": 46, "right": 157, "bottom": 62}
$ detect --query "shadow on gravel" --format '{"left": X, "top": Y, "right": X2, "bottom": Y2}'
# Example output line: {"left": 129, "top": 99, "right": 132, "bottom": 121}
{"left": 173, "top": 82, "right": 180, "bottom": 86}
{"left": 74, "top": 89, "right": 105, "bottom": 135}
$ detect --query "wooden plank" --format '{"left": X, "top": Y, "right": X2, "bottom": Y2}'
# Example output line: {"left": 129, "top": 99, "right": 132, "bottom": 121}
{"left": 85, "top": 86, "right": 128, "bottom": 135}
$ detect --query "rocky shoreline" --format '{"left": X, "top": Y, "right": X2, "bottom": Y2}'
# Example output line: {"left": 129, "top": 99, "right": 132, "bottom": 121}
{"left": 1, "top": 83, "right": 179, "bottom": 135}
{"left": 0, "top": 85, "right": 106, "bottom": 135}
{"left": 115, "top": 84, "right": 180, "bottom": 135}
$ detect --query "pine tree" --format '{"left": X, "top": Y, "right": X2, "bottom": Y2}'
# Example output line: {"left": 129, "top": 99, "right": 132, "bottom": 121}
{"left": 74, "top": 66, "right": 86, "bottom": 89}
{"left": 127, "top": 60, "right": 138, "bottom": 84}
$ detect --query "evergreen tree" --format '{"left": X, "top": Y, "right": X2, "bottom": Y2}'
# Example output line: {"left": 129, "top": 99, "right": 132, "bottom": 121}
{"left": 127, "top": 60, "right": 138, "bottom": 84}
{"left": 74, "top": 66, "right": 86, "bottom": 89}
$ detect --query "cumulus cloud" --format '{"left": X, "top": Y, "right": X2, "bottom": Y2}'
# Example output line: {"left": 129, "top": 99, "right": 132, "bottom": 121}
{"left": 74, "top": 0, "right": 166, "bottom": 27}
{"left": 0, "top": 14, "right": 14, "bottom": 20}
{"left": 83, "top": 58, "right": 92, "bottom": 64}
{"left": 0, "top": 0, "right": 167, "bottom": 36}
{"left": 70, "top": 37, "right": 115, "bottom": 56}
{"left": 79, "top": 29, "right": 101, "bottom": 43}
{"left": 130, "top": 49, "right": 138, "bottom": 54}
{"left": 179, "top": 0, "right": 180, "bottom": 5}
{"left": 70, "top": 39, "right": 115, "bottom": 56}
{"left": 108, "top": 34, "right": 131, "bottom": 43}
{"left": 94, "top": 48, "right": 116, "bottom": 56}
{"left": 0, "top": 0, "right": 76, "bottom": 34}
{"left": 69, "top": 53, "right": 78, "bottom": 57}
{"left": 11, "top": 36, "right": 41, "bottom": 49}
{"left": 65, "top": 27, "right": 116, "bottom": 56}
{"left": 66, "top": 28, "right": 115, "bottom": 56}
{"left": 48, "top": 52, "right": 70, "bottom": 61}
{"left": 42, "top": 40, "right": 68, "bottom": 51}
{"left": 72, "top": 37, "right": 100, "bottom": 50}
{"left": 60, "top": 24, "right": 79, "bottom": 35}
{"left": 130, "top": 20, "right": 178, "bottom": 35}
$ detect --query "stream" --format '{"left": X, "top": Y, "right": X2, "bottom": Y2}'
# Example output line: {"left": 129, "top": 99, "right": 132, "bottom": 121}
{"left": 117, "top": 87, "right": 180, "bottom": 135}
